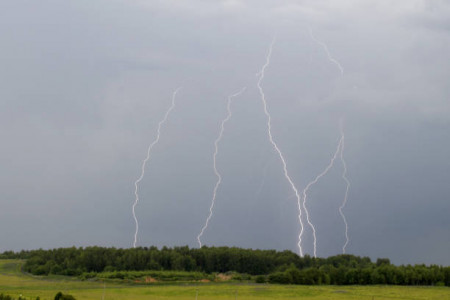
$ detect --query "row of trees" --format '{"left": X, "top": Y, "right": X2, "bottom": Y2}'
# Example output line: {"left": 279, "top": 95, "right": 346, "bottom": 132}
{"left": 2, "top": 246, "right": 449, "bottom": 286}
{"left": 266, "top": 263, "right": 449, "bottom": 285}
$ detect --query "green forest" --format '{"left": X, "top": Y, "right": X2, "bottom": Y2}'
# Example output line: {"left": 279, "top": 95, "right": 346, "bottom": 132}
{"left": 2, "top": 246, "right": 449, "bottom": 286}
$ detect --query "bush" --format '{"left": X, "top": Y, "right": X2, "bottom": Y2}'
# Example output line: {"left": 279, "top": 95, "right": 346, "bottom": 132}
{"left": 268, "top": 272, "right": 292, "bottom": 284}
{"left": 255, "top": 275, "right": 266, "bottom": 283}
{"left": 0, "top": 294, "right": 13, "bottom": 300}
{"left": 286, "top": 266, "right": 302, "bottom": 284}
{"left": 54, "top": 292, "right": 76, "bottom": 300}
{"left": 232, "top": 273, "right": 251, "bottom": 281}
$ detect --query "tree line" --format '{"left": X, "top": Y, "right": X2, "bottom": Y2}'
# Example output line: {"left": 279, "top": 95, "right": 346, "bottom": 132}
{"left": 2, "top": 246, "right": 449, "bottom": 286}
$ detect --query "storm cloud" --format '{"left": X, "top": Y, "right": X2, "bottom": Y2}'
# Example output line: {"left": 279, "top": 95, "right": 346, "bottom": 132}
{"left": 0, "top": 0, "right": 449, "bottom": 265}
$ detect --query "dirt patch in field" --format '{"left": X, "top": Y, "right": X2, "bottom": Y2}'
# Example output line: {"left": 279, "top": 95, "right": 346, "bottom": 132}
{"left": 145, "top": 276, "right": 158, "bottom": 283}
{"left": 216, "top": 273, "right": 233, "bottom": 281}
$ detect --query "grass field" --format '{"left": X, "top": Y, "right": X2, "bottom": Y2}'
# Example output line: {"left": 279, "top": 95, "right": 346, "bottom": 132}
{"left": 0, "top": 260, "right": 448, "bottom": 300}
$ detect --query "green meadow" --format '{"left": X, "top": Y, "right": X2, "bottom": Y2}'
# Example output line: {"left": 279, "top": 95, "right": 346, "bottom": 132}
{"left": 1, "top": 260, "right": 448, "bottom": 300}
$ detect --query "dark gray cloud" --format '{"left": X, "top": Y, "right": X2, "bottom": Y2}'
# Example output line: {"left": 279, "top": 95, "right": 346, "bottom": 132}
{"left": 0, "top": 0, "right": 449, "bottom": 265}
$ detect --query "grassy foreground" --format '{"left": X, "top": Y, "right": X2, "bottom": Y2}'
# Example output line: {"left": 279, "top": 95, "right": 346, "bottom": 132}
{"left": 1, "top": 260, "right": 448, "bottom": 300}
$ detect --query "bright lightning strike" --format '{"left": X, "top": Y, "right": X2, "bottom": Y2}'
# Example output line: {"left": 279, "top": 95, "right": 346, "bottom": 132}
{"left": 308, "top": 26, "right": 349, "bottom": 254}
{"left": 308, "top": 26, "right": 344, "bottom": 76}
{"left": 197, "top": 87, "right": 247, "bottom": 248}
{"left": 301, "top": 135, "right": 343, "bottom": 258}
{"left": 338, "top": 121, "right": 350, "bottom": 253}
{"left": 132, "top": 86, "right": 182, "bottom": 248}
{"left": 257, "top": 36, "right": 305, "bottom": 257}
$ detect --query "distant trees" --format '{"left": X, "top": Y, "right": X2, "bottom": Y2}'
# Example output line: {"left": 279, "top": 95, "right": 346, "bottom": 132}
{"left": 1, "top": 246, "right": 448, "bottom": 286}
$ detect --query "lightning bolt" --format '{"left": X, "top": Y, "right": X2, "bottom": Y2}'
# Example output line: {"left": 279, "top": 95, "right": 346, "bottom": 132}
{"left": 308, "top": 26, "right": 350, "bottom": 254}
{"left": 308, "top": 26, "right": 344, "bottom": 76}
{"left": 132, "top": 86, "right": 182, "bottom": 248}
{"left": 257, "top": 36, "right": 305, "bottom": 257}
{"left": 301, "top": 135, "right": 343, "bottom": 258}
{"left": 339, "top": 121, "right": 350, "bottom": 253}
{"left": 197, "top": 87, "right": 247, "bottom": 247}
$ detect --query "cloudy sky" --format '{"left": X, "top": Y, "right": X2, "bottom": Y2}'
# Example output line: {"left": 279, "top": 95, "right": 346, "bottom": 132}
{"left": 1, "top": 0, "right": 449, "bottom": 265}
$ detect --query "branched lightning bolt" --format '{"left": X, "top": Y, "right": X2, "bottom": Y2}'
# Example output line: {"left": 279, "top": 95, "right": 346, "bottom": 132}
{"left": 308, "top": 26, "right": 344, "bottom": 76}
{"left": 339, "top": 121, "right": 350, "bottom": 253}
{"left": 197, "top": 87, "right": 247, "bottom": 248}
{"left": 301, "top": 136, "right": 343, "bottom": 258}
{"left": 308, "top": 26, "right": 349, "bottom": 254}
{"left": 257, "top": 36, "right": 305, "bottom": 257}
{"left": 132, "top": 86, "right": 182, "bottom": 248}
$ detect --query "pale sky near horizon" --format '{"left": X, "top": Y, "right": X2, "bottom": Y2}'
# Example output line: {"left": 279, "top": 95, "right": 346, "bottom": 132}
{"left": 1, "top": 0, "right": 449, "bottom": 265}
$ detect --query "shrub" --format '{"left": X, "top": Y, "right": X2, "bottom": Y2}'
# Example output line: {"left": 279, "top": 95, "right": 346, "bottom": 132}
{"left": 268, "top": 272, "right": 291, "bottom": 284}
{"left": 54, "top": 292, "right": 76, "bottom": 300}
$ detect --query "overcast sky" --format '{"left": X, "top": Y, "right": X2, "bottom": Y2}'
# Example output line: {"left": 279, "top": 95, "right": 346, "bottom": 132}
{"left": 1, "top": 0, "right": 449, "bottom": 265}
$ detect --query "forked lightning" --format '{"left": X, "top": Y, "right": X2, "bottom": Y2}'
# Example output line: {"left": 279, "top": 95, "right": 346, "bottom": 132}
{"left": 132, "top": 87, "right": 182, "bottom": 248}
{"left": 308, "top": 26, "right": 344, "bottom": 76}
{"left": 257, "top": 37, "right": 305, "bottom": 256}
{"left": 301, "top": 135, "right": 343, "bottom": 257}
{"left": 339, "top": 121, "right": 350, "bottom": 253}
{"left": 197, "top": 87, "right": 247, "bottom": 247}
